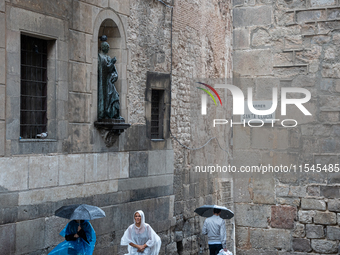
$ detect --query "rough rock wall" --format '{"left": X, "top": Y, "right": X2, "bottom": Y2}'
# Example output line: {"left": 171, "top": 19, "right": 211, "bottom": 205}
{"left": 127, "top": 0, "right": 173, "bottom": 123}
{"left": 170, "top": 0, "right": 233, "bottom": 254}
{"left": 0, "top": 0, "right": 233, "bottom": 254}
{"left": 232, "top": 0, "right": 340, "bottom": 253}
{"left": 0, "top": 0, "right": 4, "bottom": 156}
{"left": 128, "top": 1, "right": 233, "bottom": 254}
{"left": 1, "top": 1, "right": 176, "bottom": 255}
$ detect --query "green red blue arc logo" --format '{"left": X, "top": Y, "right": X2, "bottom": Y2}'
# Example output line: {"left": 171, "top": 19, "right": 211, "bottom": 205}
{"left": 196, "top": 82, "right": 223, "bottom": 106}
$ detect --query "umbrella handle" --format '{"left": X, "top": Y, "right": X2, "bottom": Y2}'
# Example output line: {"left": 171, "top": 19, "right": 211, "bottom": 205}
{"left": 77, "top": 221, "right": 81, "bottom": 232}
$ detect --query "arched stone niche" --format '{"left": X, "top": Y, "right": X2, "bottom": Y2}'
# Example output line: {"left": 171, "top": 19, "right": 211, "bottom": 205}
{"left": 92, "top": 9, "right": 128, "bottom": 124}
{"left": 92, "top": 9, "right": 130, "bottom": 147}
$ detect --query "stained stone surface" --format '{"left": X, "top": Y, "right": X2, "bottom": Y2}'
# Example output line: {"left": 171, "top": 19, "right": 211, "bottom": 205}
{"left": 0, "top": 0, "right": 232, "bottom": 254}
{"left": 233, "top": 0, "right": 340, "bottom": 253}
{"left": 271, "top": 205, "right": 297, "bottom": 229}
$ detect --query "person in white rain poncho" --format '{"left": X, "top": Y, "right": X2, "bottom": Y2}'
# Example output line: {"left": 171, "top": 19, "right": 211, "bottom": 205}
{"left": 121, "top": 210, "right": 161, "bottom": 255}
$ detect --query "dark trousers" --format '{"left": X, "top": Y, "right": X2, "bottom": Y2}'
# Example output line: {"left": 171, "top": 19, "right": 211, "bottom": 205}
{"left": 209, "top": 244, "right": 223, "bottom": 255}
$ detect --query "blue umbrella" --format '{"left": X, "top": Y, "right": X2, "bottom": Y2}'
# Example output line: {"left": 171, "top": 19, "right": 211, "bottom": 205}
{"left": 194, "top": 205, "right": 234, "bottom": 219}
{"left": 55, "top": 204, "right": 106, "bottom": 220}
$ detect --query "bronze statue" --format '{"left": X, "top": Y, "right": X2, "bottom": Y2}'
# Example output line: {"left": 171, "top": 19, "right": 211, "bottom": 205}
{"left": 98, "top": 36, "right": 124, "bottom": 121}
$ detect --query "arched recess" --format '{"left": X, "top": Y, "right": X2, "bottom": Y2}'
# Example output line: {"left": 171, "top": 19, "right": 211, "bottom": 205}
{"left": 91, "top": 9, "right": 128, "bottom": 123}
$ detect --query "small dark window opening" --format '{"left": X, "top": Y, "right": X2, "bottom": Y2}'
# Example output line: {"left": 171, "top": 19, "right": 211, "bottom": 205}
{"left": 176, "top": 241, "right": 183, "bottom": 255}
{"left": 151, "top": 89, "right": 164, "bottom": 139}
{"left": 20, "top": 34, "right": 48, "bottom": 139}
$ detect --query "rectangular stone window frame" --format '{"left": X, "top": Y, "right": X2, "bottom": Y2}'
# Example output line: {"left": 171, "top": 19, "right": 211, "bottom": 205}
{"left": 19, "top": 33, "right": 56, "bottom": 142}
{"left": 20, "top": 34, "right": 48, "bottom": 139}
{"left": 145, "top": 71, "right": 171, "bottom": 142}
{"left": 6, "top": 7, "right": 67, "bottom": 154}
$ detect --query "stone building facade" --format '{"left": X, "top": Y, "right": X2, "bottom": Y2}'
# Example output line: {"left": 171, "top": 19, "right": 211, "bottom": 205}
{"left": 4, "top": 0, "right": 339, "bottom": 254}
{"left": 232, "top": 0, "right": 340, "bottom": 254}
{"left": 0, "top": 0, "right": 232, "bottom": 255}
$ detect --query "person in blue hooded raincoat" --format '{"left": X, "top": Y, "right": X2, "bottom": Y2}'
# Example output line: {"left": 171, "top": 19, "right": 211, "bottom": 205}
{"left": 49, "top": 220, "right": 96, "bottom": 255}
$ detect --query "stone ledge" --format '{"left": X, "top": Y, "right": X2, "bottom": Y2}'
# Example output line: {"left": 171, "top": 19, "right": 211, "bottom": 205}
{"left": 302, "top": 32, "right": 330, "bottom": 36}
{"left": 118, "top": 174, "right": 173, "bottom": 191}
{"left": 19, "top": 139, "right": 57, "bottom": 142}
{"left": 130, "top": 185, "right": 173, "bottom": 202}
{"left": 302, "top": 18, "right": 340, "bottom": 24}
{"left": 15, "top": 190, "right": 153, "bottom": 223}
{"left": 319, "top": 107, "right": 340, "bottom": 111}
{"left": 18, "top": 180, "right": 118, "bottom": 206}
{"left": 286, "top": 6, "right": 340, "bottom": 13}
{"left": 273, "top": 64, "right": 308, "bottom": 68}
{"left": 283, "top": 49, "right": 304, "bottom": 52}
{"left": 286, "top": 22, "right": 298, "bottom": 26}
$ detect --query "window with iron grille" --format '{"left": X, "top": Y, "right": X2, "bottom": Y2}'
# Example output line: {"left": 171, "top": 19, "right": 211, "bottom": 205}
{"left": 146, "top": 72, "right": 170, "bottom": 141}
{"left": 20, "top": 34, "right": 48, "bottom": 139}
{"left": 151, "top": 89, "right": 164, "bottom": 139}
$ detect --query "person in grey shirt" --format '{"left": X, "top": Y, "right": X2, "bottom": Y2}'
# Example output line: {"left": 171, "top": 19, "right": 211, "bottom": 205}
{"left": 202, "top": 209, "right": 228, "bottom": 255}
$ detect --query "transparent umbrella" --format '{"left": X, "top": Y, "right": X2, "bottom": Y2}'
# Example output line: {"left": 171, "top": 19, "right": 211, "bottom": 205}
{"left": 55, "top": 204, "right": 106, "bottom": 220}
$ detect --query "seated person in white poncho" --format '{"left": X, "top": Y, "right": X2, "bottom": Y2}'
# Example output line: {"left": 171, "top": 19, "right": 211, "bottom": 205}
{"left": 121, "top": 210, "right": 161, "bottom": 255}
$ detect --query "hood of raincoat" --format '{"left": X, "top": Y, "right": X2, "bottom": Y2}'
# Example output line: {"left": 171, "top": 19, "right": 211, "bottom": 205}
{"left": 133, "top": 210, "right": 146, "bottom": 227}
{"left": 48, "top": 220, "right": 96, "bottom": 255}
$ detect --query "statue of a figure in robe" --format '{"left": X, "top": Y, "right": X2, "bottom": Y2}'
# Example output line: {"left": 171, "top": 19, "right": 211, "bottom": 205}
{"left": 97, "top": 36, "right": 124, "bottom": 121}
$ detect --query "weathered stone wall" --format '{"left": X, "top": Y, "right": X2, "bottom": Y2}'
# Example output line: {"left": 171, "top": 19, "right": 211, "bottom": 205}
{"left": 169, "top": 0, "right": 234, "bottom": 254}
{"left": 127, "top": 0, "right": 234, "bottom": 254}
{"left": 0, "top": 0, "right": 233, "bottom": 254}
{"left": 0, "top": 0, "right": 5, "bottom": 157}
{"left": 1, "top": 1, "right": 176, "bottom": 254}
{"left": 233, "top": 0, "right": 340, "bottom": 253}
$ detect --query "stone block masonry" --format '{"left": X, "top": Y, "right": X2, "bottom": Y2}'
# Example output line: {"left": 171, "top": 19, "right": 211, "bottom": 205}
{"left": 282, "top": 185, "right": 340, "bottom": 252}
{"left": 0, "top": 150, "right": 175, "bottom": 254}
{"left": 169, "top": 0, "right": 233, "bottom": 254}
{"left": 0, "top": 0, "right": 233, "bottom": 254}
{"left": 271, "top": 205, "right": 297, "bottom": 229}
{"left": 236, "top": 182, "right": 340, "bottom": 254}
{"left": 233, "top": 0, "right": 340, "bottom": 253}
{"left": 0, "top": 18, "right": 4, "bottom": 157}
